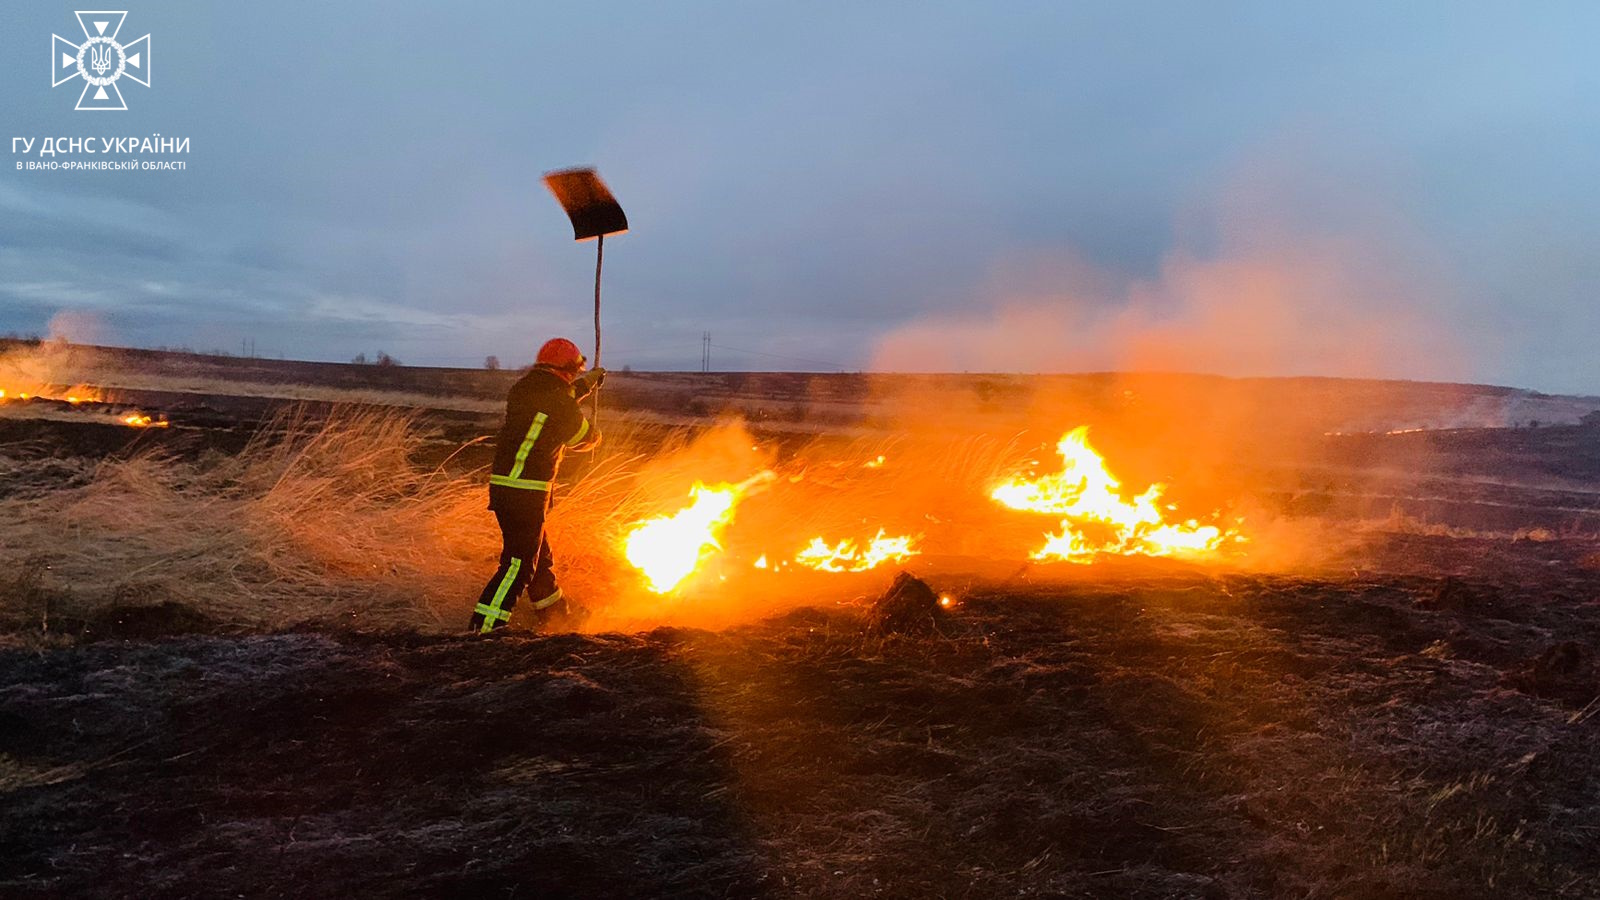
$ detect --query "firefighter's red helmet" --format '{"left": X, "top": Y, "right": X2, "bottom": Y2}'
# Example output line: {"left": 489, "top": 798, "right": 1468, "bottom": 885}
{"left": 536, "top": 338, "right": 587, "bottom": 378}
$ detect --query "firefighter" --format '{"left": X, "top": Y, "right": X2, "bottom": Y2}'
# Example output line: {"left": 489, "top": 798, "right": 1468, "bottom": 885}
{"left": 470, "top": 337, "right": 603, "bottom": 633}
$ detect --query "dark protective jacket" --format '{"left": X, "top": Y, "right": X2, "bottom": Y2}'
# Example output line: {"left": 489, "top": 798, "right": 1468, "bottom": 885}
{"left": 487, "top": 366, "right": 599, "bottom": 510}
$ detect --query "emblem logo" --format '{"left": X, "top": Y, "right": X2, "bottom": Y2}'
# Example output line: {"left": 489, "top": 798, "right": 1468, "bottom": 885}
{"left": 52, "top": 11, "right": 152, "bottom": 111}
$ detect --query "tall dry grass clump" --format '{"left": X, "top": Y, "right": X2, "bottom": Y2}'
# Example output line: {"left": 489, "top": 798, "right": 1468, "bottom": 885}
{"left": 0, "top": 405, "right": 651, "bottom": 632}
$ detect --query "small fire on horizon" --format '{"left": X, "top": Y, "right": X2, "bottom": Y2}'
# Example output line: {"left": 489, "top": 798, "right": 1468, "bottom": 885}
{"left": 1, "top": 384, "right": 168, "bottom": 428}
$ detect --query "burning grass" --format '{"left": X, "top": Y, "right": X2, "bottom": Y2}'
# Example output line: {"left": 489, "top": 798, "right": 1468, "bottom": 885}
{"left": 1, "top": 346, "right": 172, "bottom": 431}
{"left": 0, "top": 402, "right": 1273, "bottom": 636}
{"left": 990, "top": 425, "right": 1243, "bottom": 561}
{"left": 1, "top": 338, "right": 503, "bottom": 414}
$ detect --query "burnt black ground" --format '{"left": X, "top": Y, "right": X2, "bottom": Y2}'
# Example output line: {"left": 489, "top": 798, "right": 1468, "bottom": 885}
{"left": 3, "top": 540, "right": 1598, "bottom": 899}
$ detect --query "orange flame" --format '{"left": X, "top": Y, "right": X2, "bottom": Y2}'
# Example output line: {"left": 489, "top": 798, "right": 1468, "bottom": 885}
{"left": 794, "top": 529, "right": 920, "bottom": 572}
{"left": 622, "top": 472, "right": 774, "bottom": 593}
{"left": 121, "top": 412, "right": 168, "bottom": 428}
{"left": 0, "top": 384, "right": 102, "bottom": 404}
{"left": 991, "top": 426, "right": 1237, "bottom": 562}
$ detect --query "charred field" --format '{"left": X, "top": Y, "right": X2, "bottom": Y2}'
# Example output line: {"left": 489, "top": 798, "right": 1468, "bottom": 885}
{"left": 2, "top": 343, "right": 1599, "bottom": 898}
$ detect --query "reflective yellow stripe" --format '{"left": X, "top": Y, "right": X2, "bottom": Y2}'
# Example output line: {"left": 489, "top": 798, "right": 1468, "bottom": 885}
{"left": 474, "top": 602, "right": 512, "bottom": 621}
{"left": 565, "top": 418, "right": 590, "bottom": 447}
{"left": 506, "top": 412, "right": 547, "bottom": 480}
{"left": 489, "top": 475, "right": 550, "bottom": 491}
{"left": 478, "top": 557, "right": 523, "bottom": 634}
{"left": 531, "top": 588, "right": 562, "bottom": 611}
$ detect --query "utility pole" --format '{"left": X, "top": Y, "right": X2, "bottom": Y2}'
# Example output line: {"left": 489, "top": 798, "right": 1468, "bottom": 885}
{"left": 702, "top": 331, "right": 711, "bottom": 373}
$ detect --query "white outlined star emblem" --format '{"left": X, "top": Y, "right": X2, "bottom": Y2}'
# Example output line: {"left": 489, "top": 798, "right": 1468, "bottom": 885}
{"left": 52, "top": 11, "right": 152, "bottom": 111}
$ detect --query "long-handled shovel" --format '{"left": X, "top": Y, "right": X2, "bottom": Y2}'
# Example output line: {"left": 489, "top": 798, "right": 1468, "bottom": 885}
{"left": 542, "top": 168, "right": 628, "bottom": 430}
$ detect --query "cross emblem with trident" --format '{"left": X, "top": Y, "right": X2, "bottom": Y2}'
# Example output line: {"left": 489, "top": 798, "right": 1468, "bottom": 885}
{"left": 52, "top": 11, "right": 153, "bottom": 111}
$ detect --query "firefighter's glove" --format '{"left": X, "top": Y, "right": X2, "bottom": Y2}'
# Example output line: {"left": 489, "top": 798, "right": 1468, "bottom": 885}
{"left": 573, "top": 367, "right": 607, "bottom": 400}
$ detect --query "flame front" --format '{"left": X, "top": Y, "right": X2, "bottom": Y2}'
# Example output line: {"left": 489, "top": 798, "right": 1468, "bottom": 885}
{"left": 991, "top": 426, "right": 1234, "bottom": 562}
{"left": 794, "top": 529, "right": 920, "bottom": 572}
{"left": 1, "top": 383, "right": 164, "bottom": 427}
{"left": 0, "top": 384, "right": 102, "bottom": 405}
{"left": 622, "top": 473, "right": 772, "bottom": 593}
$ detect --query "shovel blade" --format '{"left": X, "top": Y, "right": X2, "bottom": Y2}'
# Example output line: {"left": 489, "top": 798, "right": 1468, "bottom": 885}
{"left": 542, "top": 168, "right": 628, "bottom": 241}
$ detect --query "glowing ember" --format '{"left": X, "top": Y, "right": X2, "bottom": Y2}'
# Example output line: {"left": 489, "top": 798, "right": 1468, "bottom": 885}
{"left": 794, "top": 529, "right": 921, "bottom": 572}
{"left": 863, "top": 455, "right": 887, "bottom": 469}
{"left": 121, "top": 412, "right": 168, "bottom": 428}
{"left": 991, "top": 426, "right": 1236, "bottom": 562}
{"left": 623, "top": 473, "right": 773, "bottom": 593}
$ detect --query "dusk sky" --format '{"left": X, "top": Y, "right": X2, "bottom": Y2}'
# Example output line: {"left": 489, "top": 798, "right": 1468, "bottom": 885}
{"left": 1, "top": 2, "right": 1597, "bottom": 391}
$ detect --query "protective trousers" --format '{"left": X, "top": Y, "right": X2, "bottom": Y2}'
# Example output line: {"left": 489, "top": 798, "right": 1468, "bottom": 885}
{"left": 470, "top": 498, "right": 562, "bottom": 633}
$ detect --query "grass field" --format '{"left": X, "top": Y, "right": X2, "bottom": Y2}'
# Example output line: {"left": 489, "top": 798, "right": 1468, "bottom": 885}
{"left": 1, "top": 343, "right": 1598, "bottom": 898}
